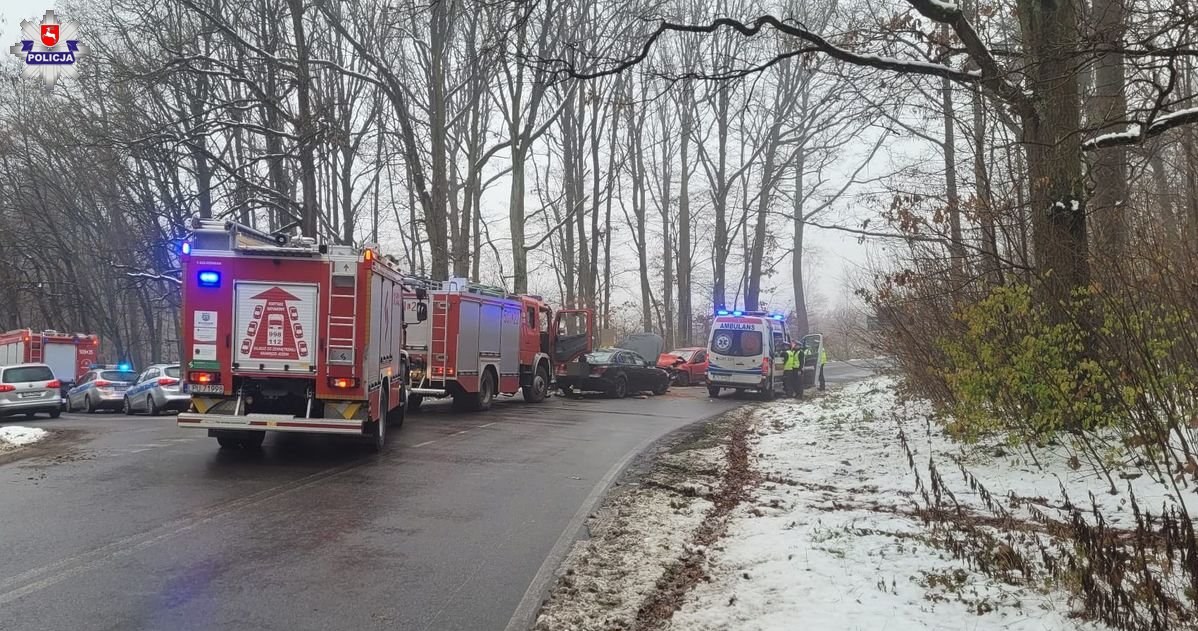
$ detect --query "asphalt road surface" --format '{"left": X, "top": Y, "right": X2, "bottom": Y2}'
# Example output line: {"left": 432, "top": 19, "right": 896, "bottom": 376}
{"left": 0, "top": 361, "right": 871, "bottom": 631}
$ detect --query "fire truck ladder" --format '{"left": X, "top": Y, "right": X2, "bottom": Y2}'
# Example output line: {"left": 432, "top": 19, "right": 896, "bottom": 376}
{"left": 28, "top": 334, "right": 42, "bottom": 363}
{"left": 326, "top": 256, "right": 359, "bottom": 383}
{"left": 428, "top": 296, "right": 450, "bottom": 392}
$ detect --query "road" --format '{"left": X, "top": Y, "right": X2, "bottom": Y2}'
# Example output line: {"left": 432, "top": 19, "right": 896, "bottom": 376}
{"left": 0, "top": 362, "right": 869, "bottom": 631}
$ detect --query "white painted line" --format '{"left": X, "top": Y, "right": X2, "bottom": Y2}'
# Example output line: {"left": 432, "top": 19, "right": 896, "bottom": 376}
{"left": 412, "top": 440, "right": 437, "bottom": 448}
{"left": 478, "top": 422, "right": 497, "bottom": 428}
{"left": 127, "top": 449, "right": 150, "bottom": 454}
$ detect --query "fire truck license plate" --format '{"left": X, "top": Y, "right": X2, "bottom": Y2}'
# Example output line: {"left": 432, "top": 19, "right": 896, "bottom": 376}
{"left": 189, "top": 384, "right": 225, "bottom": 394}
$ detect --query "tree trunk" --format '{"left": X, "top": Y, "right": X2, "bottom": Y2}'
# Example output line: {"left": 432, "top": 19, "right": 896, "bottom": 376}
{"left": 792, "top": 144, "right": 809, "bottom": 338}
{"left": 1019, "top": 0, "right": 1089, "bottom": 312}
{"left": 287, "top": 0, "right": 319, "bottom": 238}
{"left": 941, "top": 62, "right": 965, "bottom": 285}
{"left": 676, "top": 94, "right": 693, "bottom": 346}
{"left": 1089, "top": 0, "right": 1129, "bottom": 256}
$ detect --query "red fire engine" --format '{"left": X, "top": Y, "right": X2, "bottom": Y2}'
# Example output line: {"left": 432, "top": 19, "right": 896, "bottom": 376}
{"left": 0, "top": 329, "right": 99, "bottom": 385}
{"left": 176, "top": 219, "right": 428, "bottom": 451}
{"left": 403, "top": 278, "right": 592, "bottom": 411}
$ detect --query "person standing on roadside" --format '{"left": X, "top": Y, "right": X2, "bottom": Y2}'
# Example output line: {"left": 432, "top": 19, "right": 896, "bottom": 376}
{"left": 784, "top": 341, "right": 803, "bottom": 399}
{"left": 818, "top": 343, "right": 828, "bottom": 391}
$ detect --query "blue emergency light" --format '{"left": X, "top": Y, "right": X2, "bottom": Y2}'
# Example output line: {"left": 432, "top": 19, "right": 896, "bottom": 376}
{"left": 732, "top": 310, "right": 743, "bottom": 316}
{"left": 716, "top": 309, "right": 729, "bottom": 316}
{"left": 772, "top": 314, "right": 784, "bottom": 320}
{"left": 118, "top": 363, "right": 131, "bottom": 371}
{"left": 197, "top": 270, "right": 221, "bottom": 287}
{"left": 181, "top": 241, "right": 192, "bottom": 255}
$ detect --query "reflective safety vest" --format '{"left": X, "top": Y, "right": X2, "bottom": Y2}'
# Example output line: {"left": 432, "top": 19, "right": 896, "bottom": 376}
{"left": 819, "top": 347, "right": 827, "bottom": 366}
{"left": 784, "top": 349, "right": 801, "bottom": 370}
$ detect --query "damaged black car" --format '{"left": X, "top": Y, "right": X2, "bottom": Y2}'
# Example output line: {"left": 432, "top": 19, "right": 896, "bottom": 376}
{"left": 558, "top": 333, "right": 671, "bottom": 398}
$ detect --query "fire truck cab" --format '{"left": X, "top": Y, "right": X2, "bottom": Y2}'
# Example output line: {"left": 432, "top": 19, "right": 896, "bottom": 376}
{"left": 176, "top": 219, "right": 427, "bottom": 451}
{"left": 403, "top": 279, "right": 592, "bottom": 411}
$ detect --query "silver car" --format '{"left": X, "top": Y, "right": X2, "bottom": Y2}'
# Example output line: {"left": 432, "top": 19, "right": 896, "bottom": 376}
{"left": 0, "top": 363, "right": 63, "bottom": 419}
{"left": 123, "top": 364, "right": 190, "bottom": 415}
{"left": 67, "top": 367, "right": 140, "bottom": 413}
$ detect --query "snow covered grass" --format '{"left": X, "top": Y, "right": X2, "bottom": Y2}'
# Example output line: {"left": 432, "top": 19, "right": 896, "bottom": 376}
{"left": 0, "top": 425, "right": 49, "bottom": 450}
{"left": 668, "top": 378, "right": 1110, "bottom": 631}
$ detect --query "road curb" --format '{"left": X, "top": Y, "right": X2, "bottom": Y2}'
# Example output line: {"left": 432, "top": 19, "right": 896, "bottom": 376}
{"left": 503, "top": 399, "right": 752, "bottom": 631}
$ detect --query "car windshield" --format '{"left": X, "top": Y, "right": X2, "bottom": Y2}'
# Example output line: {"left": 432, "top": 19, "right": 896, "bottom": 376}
{"left": 101, "top": 371, "right": 138, "bottom": 382}
{"left": 585, "top": 351, "right": 617, "bottom": 364}
{"left": 667, "top": 350, "right": 695, "bottom": 360}
{"left": 710, "top": 330, "right": 763, "bottom": 357}
{"left": 163, "top": 366, "right": 181, "bottom": 378}
{"left": 3, "top": 366, "right": 54, "bottom": 383}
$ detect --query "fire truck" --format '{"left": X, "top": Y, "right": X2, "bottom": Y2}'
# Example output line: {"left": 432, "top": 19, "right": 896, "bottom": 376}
{"left": 0, "top": 329, "right": 99, "bottom": 389}
{"left": 175, "top": 219, "right": 428, "bottom": 451}
{"left": 403, "top": 278, "right": 592, "bottom": 411}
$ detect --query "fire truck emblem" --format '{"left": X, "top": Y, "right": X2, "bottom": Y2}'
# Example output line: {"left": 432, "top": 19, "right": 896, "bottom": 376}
{"left": 9, "top": 10, "right": 89, "bottom": 87}
{"left": 241, "top": 287, "right": 309, "bottom": 361}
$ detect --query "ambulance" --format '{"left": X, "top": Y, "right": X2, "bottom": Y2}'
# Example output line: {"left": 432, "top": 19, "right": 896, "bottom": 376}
{"left": 705, "top": 310, "right": 790, "bottom": 399}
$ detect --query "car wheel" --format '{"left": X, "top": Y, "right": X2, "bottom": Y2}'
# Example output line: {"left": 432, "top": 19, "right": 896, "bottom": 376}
{"left": 386, "top": 386, "right": 405, "bottom": 428}
{"left": 49, "top": 408, "right": 61, "bottom": 419}
{"left": 147, "top": 395, "right": 160, "bottom": 417}
{"left": 677, "top": 372, "right": 691, "bottom": 387}
{"left": 608, "top": 375, "right": 628, "bottom": 399}
{"left": 708, "top": 386, "right": 721, "bottom": 398}
{"left": 522, "top": 365, "right": 550, "bottom": 403}
{"left": 407, "top": 392, "right": 423, "bottom": 412}
{"left": 653, "top": 380, "right": 669, "bottom": 396}
{"left": 122, "top": 397, "right": 132, "bottom": 415}
{"left": 85, "top": 395, "right": 96, "bottom": 414}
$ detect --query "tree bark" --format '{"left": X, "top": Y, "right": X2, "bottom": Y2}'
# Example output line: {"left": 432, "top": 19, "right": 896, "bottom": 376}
{"left": 1088, "top": 0, "right": 1129, "bottom": 255}
{"left": 287, "top": 0, "right": 319, "bottom": 238}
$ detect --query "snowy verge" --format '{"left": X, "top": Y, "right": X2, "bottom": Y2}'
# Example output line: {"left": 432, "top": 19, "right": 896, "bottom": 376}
{"left": 532, "top": 417, "right": 740, "bottom": 631}
{"left": 0, "top": 425, "right": 49, "bottom": 450}
{"left": 668, "top": 379, "right": 1109, "bottom": 631}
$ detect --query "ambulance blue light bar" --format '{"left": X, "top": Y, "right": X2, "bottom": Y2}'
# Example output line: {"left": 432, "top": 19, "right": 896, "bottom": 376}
{"left": 716, "top": 309, "right": 729, "bottom": 316}
{"left": 772, "top": 314, "right": 784, "bottom": 320}
{"left": 197, "top": 270, "right": 221, "bottom": 287}
{"left": 181, "top": 241, "right": 192, "bottom": 255}
{"left": 732, "top": 310, "right": 743, "bottom": 316}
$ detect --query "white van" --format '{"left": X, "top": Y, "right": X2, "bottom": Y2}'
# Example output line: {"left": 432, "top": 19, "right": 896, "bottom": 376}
{"left": 705, "top": 311, "right": 790, "bottom": 399}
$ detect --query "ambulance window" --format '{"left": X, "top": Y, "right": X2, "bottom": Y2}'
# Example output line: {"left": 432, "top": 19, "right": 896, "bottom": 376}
{"left": 773, "top": 332, "right": 785, "bottom": 352}
{"left": 711, "top": 329, "right": 763, "bottom": 357}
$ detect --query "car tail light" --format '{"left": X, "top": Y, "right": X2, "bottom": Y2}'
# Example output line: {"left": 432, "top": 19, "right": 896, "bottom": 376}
{"left": 328, "top": 377, "right": 359, "bottom": 389}
{"left": 0, "top": 384, "right": 14, "bottom": 392}
{"left": 47, "top": 380, "right": 61, "bottom": 389}
{"left": 189, "top": 372, "right": 217, "bottom": 384}
{"left": 94, "top": 379, "right": 112, "bottom": 387}
{"left": 158, "top": 377, "right": 179, "bottom": 386}
{"left": 556, "top": 365, "right": 566, "bottom": 375}
{"left": 760, "top": 358, "right": 770, "bottom": 375}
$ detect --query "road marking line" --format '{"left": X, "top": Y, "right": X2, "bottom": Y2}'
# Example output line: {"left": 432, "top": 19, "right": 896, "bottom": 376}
{"left": 126, "top": 449, "right": 150, "bottom": 454}
{"left": 0, "top": 460, "right": 364, "bottom": 604}
{"left": 412, "top": 440, "right": 437, "bottom": 448}
{"left": 478, "top": 422, "right": 496, "bottom": 428}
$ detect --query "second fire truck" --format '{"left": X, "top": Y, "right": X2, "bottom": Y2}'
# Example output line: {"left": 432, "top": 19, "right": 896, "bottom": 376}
{"left": 403, "top": 278, "right": 592, "bottom": 411}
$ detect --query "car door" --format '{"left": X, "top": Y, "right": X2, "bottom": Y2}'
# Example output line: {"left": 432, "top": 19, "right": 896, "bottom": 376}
{"left": 625, "top": 351, "right": 650, "bottom": 388}
{"left": 690, "top": 350, "right": 708, "bottom": 380}
{"left": 69, "top": 372, "right": 93, "bottom": 408}
{"left": 131, "top": 368, "right": 158, "bottom": 411}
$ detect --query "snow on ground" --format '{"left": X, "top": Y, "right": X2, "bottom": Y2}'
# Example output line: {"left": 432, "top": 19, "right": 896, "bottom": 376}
{"left": 0, "top": 425, "right": 49, "bottom": 450}
{"left": 533, "top": 435, "right": 728, "bottom": 631}
{"left": 668, "top": 379, "right": 1110, "bottom": 631}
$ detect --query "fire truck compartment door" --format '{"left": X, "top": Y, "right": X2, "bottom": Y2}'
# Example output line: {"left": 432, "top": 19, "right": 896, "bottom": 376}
{"left": 43, "top": 343, "right": 77, "bottom": 381}
{"left": 234, "top": 281, "right": 319, "bottom": 372}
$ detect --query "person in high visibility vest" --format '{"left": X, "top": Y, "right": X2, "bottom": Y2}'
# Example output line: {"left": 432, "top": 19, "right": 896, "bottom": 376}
{"left": 818, "top": 344, "right": 828, "bottom": 391}
{"left": 783, "top": 341, "right": 803, "bottom": 399}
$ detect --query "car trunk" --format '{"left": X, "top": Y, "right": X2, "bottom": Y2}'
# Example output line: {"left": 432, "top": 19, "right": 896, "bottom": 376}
{"left": 0, "top": 366, "right": 58, "bottom": 406}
